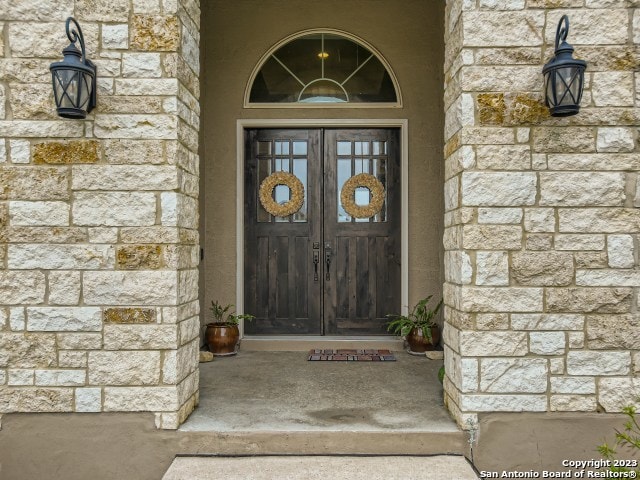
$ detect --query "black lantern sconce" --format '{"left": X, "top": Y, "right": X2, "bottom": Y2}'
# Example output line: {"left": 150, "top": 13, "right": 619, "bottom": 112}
{"left": 49, "top": 17, "right": 97, "bottom": 119}
{"left": 542, "top": 15, "right": 587, "bottom": 117}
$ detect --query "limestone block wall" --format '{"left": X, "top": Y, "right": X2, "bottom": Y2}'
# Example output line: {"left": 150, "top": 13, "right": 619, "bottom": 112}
{"left": 443, "top": 0, "right": 640, "bottom": 428}
{"left": 0, "top": 0, "right": 201, "bottom": 429}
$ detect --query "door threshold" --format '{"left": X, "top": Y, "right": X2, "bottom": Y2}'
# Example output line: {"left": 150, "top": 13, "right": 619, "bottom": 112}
{"left": 240, "top": 335, "right": 404, "bottom": 351}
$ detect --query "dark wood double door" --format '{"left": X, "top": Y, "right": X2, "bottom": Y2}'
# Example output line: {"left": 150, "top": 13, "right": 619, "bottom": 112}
{"left": 244, "top": 128, "right": 400, "bottom": 335}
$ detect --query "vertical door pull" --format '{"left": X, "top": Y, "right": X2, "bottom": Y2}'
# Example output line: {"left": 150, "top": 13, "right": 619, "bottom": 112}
{"left": 325, "top": 243, "right": 332, "bottom": 281}
{"left": 313, "top": 251, "right": 319, "bottom": 281}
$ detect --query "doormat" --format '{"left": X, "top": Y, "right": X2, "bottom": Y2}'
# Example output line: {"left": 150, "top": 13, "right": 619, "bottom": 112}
{"left": 307, "top": 349, "right": 396, "bottom": 361}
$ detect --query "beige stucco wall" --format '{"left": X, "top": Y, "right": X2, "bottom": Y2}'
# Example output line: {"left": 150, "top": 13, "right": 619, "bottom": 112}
{"left": 200, "top": 0, "right": 446, "bottom": 323}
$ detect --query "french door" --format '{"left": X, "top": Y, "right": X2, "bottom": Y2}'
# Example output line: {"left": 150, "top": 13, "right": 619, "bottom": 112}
{"left": 244, "top": 128, "right": 400, "bottom": 335}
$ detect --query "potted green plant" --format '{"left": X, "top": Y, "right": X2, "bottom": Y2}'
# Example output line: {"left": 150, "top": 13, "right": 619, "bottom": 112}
{"left": 205, "top": 301, "right": 254, "bottom": 356}
{"left": 386, "top": 295, "right": 443, "bottom": 354}
{"left": 597, "top": 403, "right": 640, "bottom": 477}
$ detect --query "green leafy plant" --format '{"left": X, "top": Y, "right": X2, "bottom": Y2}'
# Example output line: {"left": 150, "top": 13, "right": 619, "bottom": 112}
{"left": 386, "top": 295, "right": 443, "bottom": 342}
{"left": 208, "top": 300, "right": 254, "bottom": 326}
{"left": 597, "top": 403, "right": 640, "bottom": 475}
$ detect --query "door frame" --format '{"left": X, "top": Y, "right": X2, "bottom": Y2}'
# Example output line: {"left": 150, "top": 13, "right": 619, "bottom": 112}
{"left": 236, "top": 118, "right": 409, "bottom": 337}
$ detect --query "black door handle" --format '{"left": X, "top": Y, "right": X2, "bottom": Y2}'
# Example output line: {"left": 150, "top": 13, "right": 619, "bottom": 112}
{"left": 313, "top": 251, "right": 319, "bottom": 281}
{"left": 325, "top": 243, "right": 332, "bottom": 281}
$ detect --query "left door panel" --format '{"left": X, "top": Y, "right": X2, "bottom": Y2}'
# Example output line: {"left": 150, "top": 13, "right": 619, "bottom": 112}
{"left": 244, "top": 129, "right": 322, "bottom": 334}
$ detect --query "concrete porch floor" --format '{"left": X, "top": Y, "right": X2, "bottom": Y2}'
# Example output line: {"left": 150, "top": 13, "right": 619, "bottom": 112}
{"left": 180, "top": 349, "right": 466, "bottom": 456}
{"left": 0, "top": 350, "right": 468, "bottom": 480}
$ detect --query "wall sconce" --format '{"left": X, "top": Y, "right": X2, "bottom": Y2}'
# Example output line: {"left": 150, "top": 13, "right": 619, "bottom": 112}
{"left": 49, "top": 17, "right": 97, "bottom": 119}
{"left": 542, "top": 15, "right": 587, "bottom": 117}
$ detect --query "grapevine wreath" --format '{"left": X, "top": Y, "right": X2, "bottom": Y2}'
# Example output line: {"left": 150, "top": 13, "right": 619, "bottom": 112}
{"left": 340, "top": 173, "right": 385, "bottom": 219}
{"left": 259, "top": 171, "right": 305, "bottom": 217}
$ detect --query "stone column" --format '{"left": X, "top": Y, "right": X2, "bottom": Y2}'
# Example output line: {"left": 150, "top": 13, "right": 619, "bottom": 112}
{"left": 443, "top": 0, "right": 639, "bottom": 428}
{"left": 0, "top": 0, "right": 201, "bottom": 429}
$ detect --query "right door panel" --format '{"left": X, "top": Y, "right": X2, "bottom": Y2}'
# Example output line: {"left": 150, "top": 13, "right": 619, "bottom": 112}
{"left": 322, "top": 128, "right": 401, "bottom": 335}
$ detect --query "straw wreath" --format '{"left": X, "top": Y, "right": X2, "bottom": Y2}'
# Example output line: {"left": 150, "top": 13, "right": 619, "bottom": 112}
{"left": 259, "top": 171, "right": 305, "bottom": 217}
{"left": 340, "top": 173, "right": 385, "bottom": 219}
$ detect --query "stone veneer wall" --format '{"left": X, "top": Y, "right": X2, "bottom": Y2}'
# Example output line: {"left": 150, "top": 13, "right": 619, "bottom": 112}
{"left": 0, "top": 0, "right": 201, "bottom": 429}
{"left": 443, "top": 0, "right": 640, "bottom": 427}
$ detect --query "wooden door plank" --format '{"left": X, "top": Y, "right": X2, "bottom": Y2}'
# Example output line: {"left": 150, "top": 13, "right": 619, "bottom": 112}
{"left": 347, "top": 236, "right": 357, "bottom": 321}
{"left": 294, "top": 236, "right": 308, "bottom": 318}
{"left": 356, "top": 235, "right": 369, "bottom": 319}
{"left": 256, "top": 235, "right": 270, "bottom": 319}
{"left": 368, "top": 236, "right": 377, "bottom": 322}
{"left": 376, "top": 236, "right": 390, "bottom": 319}
{"left": 267, "top": 236, "right": 278, "bottom": 322}
{"left": 335, "top": 236, "right": 349, "bottom": 324}
{"left": 276, "top": 235, "right": 289, "bottom": 319}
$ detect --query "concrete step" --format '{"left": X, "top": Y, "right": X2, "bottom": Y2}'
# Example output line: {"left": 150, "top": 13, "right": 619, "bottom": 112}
{"left": 177, "top": 430, "right": 468, "bottom": 456}
{"left": 162, "top": 454, "right": 479, "bottom": 480}
{"left": 180, "top": 351, "right": 466, "bottom": 459}
{"left": 240, "top": 335, "right": 405, "bottom": 351}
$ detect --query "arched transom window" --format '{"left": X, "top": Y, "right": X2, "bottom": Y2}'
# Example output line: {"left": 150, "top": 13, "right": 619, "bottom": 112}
{"left": 246, "top": 30, "right": 400, "bottom": 106}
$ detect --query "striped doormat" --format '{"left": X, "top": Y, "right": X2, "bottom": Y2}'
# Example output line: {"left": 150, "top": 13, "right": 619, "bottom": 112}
{"left": 307, "top": 349, "right": 396, "bottom": 361}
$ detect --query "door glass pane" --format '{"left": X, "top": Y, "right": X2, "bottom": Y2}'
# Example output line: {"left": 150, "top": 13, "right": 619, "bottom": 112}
{"left": 293, "top": 141, "right": 307, "bottom": 155}
{"left": 337, "top": 141, "right": 351, "bottom": 156}
{"left": 337, "top": 158, "right": 351, "bottom": 222}
{"left": 354, "top": 141, "right": 369, "bottom": 155}
{"left": 274, "top": 185, "right": 290, "bottom": 204}
{"left": 275, "top": 141, "right": 289, "bottom": 155}
{"left": 354, "top": 158, "right": 370, "bottom": 174}
{"left": 372, "top": 141, "right": 386, "bottom": 155}
{"left": 355, "top": 187, "right": 370, "bottom": 205}
{"left": 257, "top": 141, "right": 272, "bottom": 155}
{"left": 275, "top": 158, "right": 290, "bottom": 172}
{"left": 257, "top": 158, "right": 272, "bottom": 222}
{"left": 374, "top": 159, "right": 387, "bottom": 222}
{"left": 274, "top": 159, "right": 291, "bottom": 223}
{"left": 292, "top": 158, "right": 308, "bottom": 222}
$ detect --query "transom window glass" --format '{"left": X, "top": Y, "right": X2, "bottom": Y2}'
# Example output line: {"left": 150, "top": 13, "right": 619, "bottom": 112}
{"left": 248, "top": 32, "right": 399, "bottom": 105}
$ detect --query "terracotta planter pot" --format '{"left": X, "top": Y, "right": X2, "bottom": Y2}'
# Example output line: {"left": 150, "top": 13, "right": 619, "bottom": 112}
{"left": 205, "top": 323, "right": 240, "bottom": 356}
{"left": 406, "top": 326, "right": 440, "bottom": 353}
